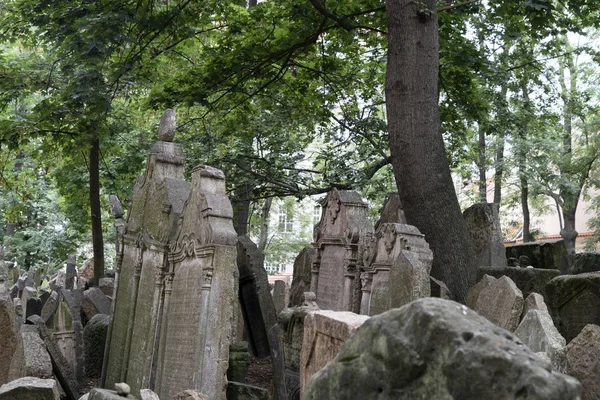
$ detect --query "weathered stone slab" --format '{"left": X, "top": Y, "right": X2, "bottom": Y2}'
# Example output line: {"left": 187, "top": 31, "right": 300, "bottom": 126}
{"left": 463, "top": 202, "right": 507, "bottom": 267}
{"left": 0, "top": 283, "right": 19, "bottom": 385}
{"left": 273, "top": 280, "right": 287, "bottom": 315}
{"left": 506, "top": 239, "right": 569, "bottom": 273}
{"left": 300, "top": 310, "right": 369, "bottom": 394}
{"left": 66, "top": 255, "right": 77, "bottom": 290}
{"left": 566, "top": 324, "right": 600, "bottom": 400}
{"left": 0, "top": 377, "right": 60, "bottom": 400}
{"left": 477, "top": 266, "right": 560, "bottom": 298}
{"left": 227, "top": 341, "right": 251, "bottom": 383}
{"left": 84, "top": 314, "right": 109, "bottom": 378}
{"left": 303, "top": 298, "right": 582, "bottom": 400}
{"left": 429, "top": 276, "right": 451, "bottom": 299}
{"left": 572, "top": 251, "right": 600, "bottom": 275}
{"left": 9, "top": 283, "right": 18, "bottom": 300}
{"left": 81, "top": 287, "right": 111, "bottom": 322}
{"left": 226, "top": 382, "right": 269, "bottom": 400}
{"left": 515, "top": 310, "right": 567, "bottom": 372}
{"left": 53, "top": 289, "right": 85, "bottom": 387}
{"left": 41, "top": 291, "right": 59, "bottom": 327}
{"left": 466, "top": 274, "right": 496, "bottom": 309}
{"left": 8, "top": 325, "right": 53, "bottom": 380}
{"left": 312, "top": 189, "right": 373, "bottom": 312}
{"left": 14, "top": 297, "right": 22, "bottom": 317}
{"left": 474, "top": 275, "right": 524, "bottom": 331}
{"left": 374, "top": 192, "right": 407, "bottom": 229}
{"left": 20, "top": 286, "right": 37, "bottom": 320}
{"left": 523, "top": 292, "right": 549, "bottom": 316}
{"left": 545, "top": 272, "right": 600, "bottom": 343}
{"left": 288, "top": 247, "right": 314, "bottom": 308}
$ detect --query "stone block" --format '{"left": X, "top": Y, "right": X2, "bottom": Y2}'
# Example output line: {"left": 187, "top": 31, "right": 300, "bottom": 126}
{"left": 303, "top": 298, "right": 581, "bottom": 400}
{"left": 81, "top": 287, "right": 111, "bottom": 322}
{"left": 523, "top": 292, "right": 549, "bottom": 316}
{"left": 0, "top": 377, "right": 60, "bottom": 400}
{"left": 466, "top": 274, "right": 496, "bottom": 309}
{"left": 514, "top": 310, "right": 567, "bottom": 372}
{"left": 227, "top": 341, "right": 251, "bottom": 383}
{"left": 288, "top": 247, "right": 314, "bottom": 307}
{"left": 9, "top": 284, "right": 18, "bottom": 300}
{"left": 463, "top": 202, "right": 507, "bottom": 267}
{"left": 226, "top": 382, "right": 269, "bottom": 400}
{"left": 477, "top": 266, "right": 560, "bottom": 298}
{"left": 0, "top": 285, "right": 19, "bottom": 385}
{"left": 567, "top": 324, "right": 600, "bottom": 400}
{"left": 374, "top": 192, "right": 407, "bottom": 229}
{"left": 8, "top": 325, "right": 53, "bottom": 380}
{"left": 84, "top": 314, "right": 109, "bottom": 378}
{"left": 545, "top": 272, "right": 600, "bottom": 342}
{"left": 506, "top": 239, "right": 569, "bottom": 273}
{"left": 20, "top": 286, "right": 37, "bottom": 316}
{"left": 300, "top": 310, "right": 369, "bottom": 394}
{"left": 572, "top": 252, "right": 600, "bottom": 275}
{"left": 474, "top": 275, "right": 524, "bottom": 332}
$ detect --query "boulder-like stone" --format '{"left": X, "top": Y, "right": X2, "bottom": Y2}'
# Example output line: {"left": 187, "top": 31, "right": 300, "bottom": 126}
{"left": 84, "top": 314, "right": 109, "bottom": 378}
{"left": 477, "top": 266, "right": 560, "bottom": 298}
{"left": 506, "top": 239, "right": 568, "bottom": 273}
{"left": 566, "top": 324, "right": 600, "bottom": 400}
{"left": 523, "top": 292, "right": 549, "bottom": 316}
{"left": 114, "top": 382, "right": 130, "bottom": 396}
{"left": 88, "top": 388, "right": 126, "bottom": 400}
{"left": 158, "top": 108, "right": 177, "bottom": 142}
{"left": 300, "top": 310, "right": 370, "bottom": 393}
{"left": 474, "top": 275, "right": 524, "bottom": 332}
{"left": 8, "top": 325, "right": 53, "bottom": 380}
{"left": 288, "top": 247, "right": 314, "bottom": 307}
{"left": 171, "top": 389, "right": 209, "bottom": 400}
{"left": 226, "top": 382, "right": 268, "bottom": 400}
{"left": 466, "top": 274, "right": 496, "bottom": 309}
{"left": 25, "top": 296, "right": 42, "bottom": 321}
{"left": 572, "top": 252, "right": 600, "bottom": 275}
{"left": 514, "top": 310, "right": 567, "bottom": 373}
{"left": 545, "top": 272, "right": 600, "bottom": 342}
{"left": 0, "top": 377, "right": 60, "bottom": 400}
{"left": 81, "top": 287, "right": 111, "bottom": 322}
{"left": 463, "top": 202, "right": 507, "bottom": 267}
{"left": 139, "top": 389, "right": 160, "bottom": 400}
{"left": 303, "top": 298, "right": 581, "bottom": 400}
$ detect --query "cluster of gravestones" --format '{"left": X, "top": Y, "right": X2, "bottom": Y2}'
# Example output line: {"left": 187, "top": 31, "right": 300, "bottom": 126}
{"left": 2, "top": 109, "right": 599, "bottom": 400}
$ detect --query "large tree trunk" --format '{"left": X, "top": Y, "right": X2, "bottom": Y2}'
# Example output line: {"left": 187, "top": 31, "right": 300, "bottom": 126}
{"left": 90, "top": 136, "right": 105, "bottom": 286}
{"left": 561, "top": 207, "right": 577, "bottom": 270}
{"left": 258, "top": 197, "right": 272, "bottom": 253}
{"left": 385, "top": 0, "right": 475, "bottom": 303}
{"left": 520, "top": 173, "right": 531, "bottom": 242}
{"left": 232, "top": 183, "right": 252, "bottom": 236}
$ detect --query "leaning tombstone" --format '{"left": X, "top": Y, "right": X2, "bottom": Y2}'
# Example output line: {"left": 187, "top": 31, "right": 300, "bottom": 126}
{"left": 514, "top": 310, "right": 567, "bottom": 372}
{"left": 8, "top": 324, "right": 53, "bottom": 380}
{"left": 311, "top": 189, "right": 373, "bottom": 312}
{"left": 288, "top": 247, "right": 314, "bottom": 307}
{"left": 374, "top": 192, "right": 407, "bottom": 230}
{"left": 52, "top": 289, "right": 85, "bottom": 387}
{"left": 463, "top": 203, "right": 507, "bottom": 267}
{"left": 84, "top": 314, "right": 109, "bottom": 378}
{"left": 473, "top": 275, "right": 524, "bottom": 332}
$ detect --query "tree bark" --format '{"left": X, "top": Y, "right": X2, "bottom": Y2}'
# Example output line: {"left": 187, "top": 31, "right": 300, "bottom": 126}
{"left": 493, "top": 85, "right": 508, "bottom": 204}
{"left": 519, "top": 83, "right": 531, "bottom": 242}
{"left": 90, "top": 136, "right": 105, "bottom": 286}
{"left": 520, "top": 173, "right": 531, "bottom": 242}
{"left": 385, "top": 0, "right": 475, "bottom": 303}
{"left": 478, "top": 125, "right": 486, "bottom": 202}
{"left": 232, "top": 183, "right": 252, "bottom": 236}
{"left": 258, "top": 197, "right": 272, "bottom": 253}
{"left": 561, "top": 207, "right": 577, "bottom": 270}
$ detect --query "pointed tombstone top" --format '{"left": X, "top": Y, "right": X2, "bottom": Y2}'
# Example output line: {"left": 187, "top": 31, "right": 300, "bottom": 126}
{"left": 109, "top": 195, "right": 124, "bottom": 219}
{"left": 158, "top": 109, "right": 177, "bottom": 142}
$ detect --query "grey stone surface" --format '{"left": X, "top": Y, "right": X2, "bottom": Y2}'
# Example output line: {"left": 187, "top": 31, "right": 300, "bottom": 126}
{"left": 139, "top": 389, "right": 160, "bottom": 400}
{"left": 312, "top": 189, "right": 373, "bottom": 312}
{"left": 463, "top": 202, "right": 507, "bottom": 267}
{"left": 9, "top": 283, "right": 18, "bottom": 300}
{"left": 468, "top": 275, "right": 496, "bottom": 310}
{"left": 114, "top": 382, "right": 130, "bottom": 396}
{"left": 303, "top": 298, "right": 582, "bottom": 400}
{"left": 227, "top": 341, "right": 251, "bottom": 383}
{"left": 14, "top": 297, "right": 22, "bottom": 317}
{"left": 98, "top": 278, "right": 114, "bottom": 297}
{"left": 66, "top": 255, "right": 77, "bottom": 290}
{"left": 523, "top": 292, "right": 549, "bottom": 316}
{"left": 474, "top": 275, "right": 524, "bottom": 332}
{"left": 8, "top": 325, "right": 53, "bottom": 380}
{"left": 84, "top": 314, "right": 109, "bottom": 378}
{"left": 87, "top": 388, "right": 126, "bottom": 400}
{"left": 477, "top": 266, "right": 561, "bottom": 299}
{"left": 226, "top": 381, "right": 269, "bottom": 400}
{"left": 108, "top": 195, "right": 124, "bottom": 219}
{"left": 20, "top": 286, "right": 37, "bottom": 319}
{"left": 53, "top": 289, "right": 85, "bottom": 387}
{"left": 545, "top": 272, "right": 600, "bottom": 343}
{"left": 506, "top": 239, "right": 569, "bottom": 273}
{"left": 288, "top": 247, "right": 314, "bottom": 307}
{"left": 374, "top": 192, "right": 407, "bottom": 230}
{"left": 566, "top": 324, "right": 600, "bottom": 400}
{"left": 572, "top": 251, "right": 600, "bottom": 275}
{"left": 41, "top": 291, "right": 59, "bottom": 326}
{"left": 81, "top": 287, "right": 111, "bottom": 322}
{"left": 0, "top": 377, "right": 60, "bottom": 400}
{"left": 158, "top": 108, "right": 177, "bottom": 142}
{"left": 0, "top": 283, "right": 19, "bottom": 385}
{"left": 273, "top": 280, "right": 287, "bottom": 315}
{"left": 171, "top": 390, "right": 209, "bottom": 400}
{"left": 515, "top": 310, "right": 567, "bottom": 373}
{"left": 429, "top": 277, "right": 451, "bottom": 299}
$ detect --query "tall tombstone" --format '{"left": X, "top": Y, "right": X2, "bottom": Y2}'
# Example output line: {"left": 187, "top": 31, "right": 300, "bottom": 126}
{"left": 463, "top": 203, "right": 507, "bottom": 267}
{"left": 360, "top": 223, "right": 433, "bottom": 316}
{"left": 103, "top": 109, "right": 191, "bottom": 394}
{"left": 52, "top": 288, "right": 85, "bottom": 387}
{"left": 155, "top": 165, "right": 237, "bottom": 400}
{"left": 311, "top": 189, "right": 373, "bottom": 312}
{"left": 65, "top": 255, "right": 76, "bottom": 290}
{"left": 288, "top": 247, "right": 314, "bottom": 308}
{"left": 0, "top": 277, "right": 19, "bottom": 385}
{"left": 236, "top": 236, "right": 288, "bottom": 400}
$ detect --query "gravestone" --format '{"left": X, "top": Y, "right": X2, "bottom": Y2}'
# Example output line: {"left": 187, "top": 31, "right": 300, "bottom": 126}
{"left": 103, "top": 110, "right": 191, "bottom": 394}
{"left": 51, "top": 289, "right": 84, "bottom": 387}
{"left": 303, "top": 298, "right": 581, "bottom": 400}
{"left": 474, "top": 275, "right": 524, "bottom": 332}
{"left": 227, "top": 341, "right": 251, "bottom": 383}
{"left": 311, "top": 189, "right": 373, "bottom": 312}
{"left": 41, "top": 291, "right": 59, "bottom": 327}
{"left": 8, "top": 324, "right": 53, "bottom": 380}
{"left": 300, "top": 310, "right": 369, "bottom": 396}
{"left": 25, "top": 296, "right": 42, "bottom": 321}
{"left": 545, "top": 272, "right": 600, "bottom": 343}
{"left": 20, "top": 286, "right": 36, "bottom": 319}
{"left": 84, "top": 314, "right": 109, "bottom": 378}
{"left": 0, "top": 282, "right": 19, "bottom": 385}
{"left": 466, "top": 275, "right": 497, "bottom": 309}
{"left": 361, "top": 223, "right": 432, "bottom": 316}
{"left": 463, "top": 203, "right": 507, "bottom": 267}
{"left": 66, "top": 255, "right": 77, "bottom": 290}
{"left": 236, "top": 235, "right": 288, "bottom": 400}
{"left": 477, "top": 266, "right": 560, "bottom": 298}
{"left": 566, "top": 324, "right": 600, "bottom": 400}
{"left": 514, "top": 310, "right": 567, "bottom": 372}
{"left": 155, "top": 165, "right": 237, "bottom": 400}
{"left": 506, "top": 239, "right": 569, "bottom": 273}
{"left": 430, "top": 277, "right": 451, "bottom": 299}
{"left": 273, "top": 280, "right": 287, "bottom": 314}
{"left": 0, "top": 377, "right": 60, "bottom": 400}
{"left": 288, "top": 247, "right": 314, "bottom": 307}
{"left": 572, "top": 251, "right": 600, "bottom": 275}
{"left": 81, "top": 287, "right": 111, "bottom": 322}
{"left": 523, "top": 292, "right": 549, "bottom": 316}
{"left": 98, "top": 278, "right": 114, "bottom": 297}
{"left": 374, "top": 192, "right": 407, "bottom": 230}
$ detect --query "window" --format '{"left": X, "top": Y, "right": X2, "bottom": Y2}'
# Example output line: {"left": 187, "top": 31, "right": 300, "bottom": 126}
{"left": 313, "top": 205, "right": 321, "bottom": 225}
{"left": 278, "top": 209, "right": 293, "bottom": 233}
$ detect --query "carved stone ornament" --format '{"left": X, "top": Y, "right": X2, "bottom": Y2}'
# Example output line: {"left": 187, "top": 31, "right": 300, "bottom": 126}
{"left": 328, "top": 191, "right": 341, "bottom": 224}
{"left": 383, "top": 224, "right": 397, "bottom": 254}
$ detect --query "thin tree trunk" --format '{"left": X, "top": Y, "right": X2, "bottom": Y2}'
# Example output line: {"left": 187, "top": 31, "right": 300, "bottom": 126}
{"left": 519, "top": 83, "right": 531, "bottom": 242}
{"left": 493, "top": 85, "right": 508, "bottom": 204}
{"left": 561, "top": 207, "right": 577, "bottom": 270}
{"left": 90, "top": 136, "right": 105, "bottom": 286}
{"left": 386, "top": 0, "right": 475, "bottom": 303}
{"left": 258, "top": 197, "right": 272, "bottom": 253}
{"left": 232, "top": 183, "right": 252, "bottom": 236}
{"left": 478, "top": 125, "right": 486, "bottom": 202}
{"left": 520, "top": 174, "right": 531, "bottom": 242}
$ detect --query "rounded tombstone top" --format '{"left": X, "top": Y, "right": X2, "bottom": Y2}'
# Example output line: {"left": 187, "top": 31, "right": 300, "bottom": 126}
{"left": 158, "top": 108, "right": 177, "bottom": 142}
